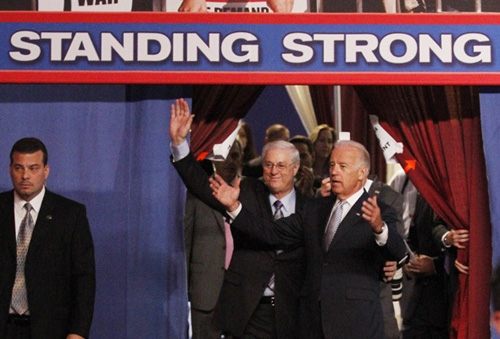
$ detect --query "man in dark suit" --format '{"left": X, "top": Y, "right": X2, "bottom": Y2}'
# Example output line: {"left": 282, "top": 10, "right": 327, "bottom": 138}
{"left": 210, "top": 139, "right": 407, "bottom": 339}
{"left": 365, "top": 176, "right": 405, "bottom": 339}
{"left": 0, "top": 138, "right": 95, "bottom": 339}
{"left": 170, "top": 99, "right": 308, "bottom": 338}
{"left": 184, "top": 141, "right": 244, "bottom": 338}
{"left": 402, "top": 194, "right": 449, "bottom": 339}
{"left": 316, "top": 168, "right": 406, "bottom": 339}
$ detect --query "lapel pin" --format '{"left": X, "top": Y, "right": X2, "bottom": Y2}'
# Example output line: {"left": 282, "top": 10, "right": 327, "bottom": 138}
{"left": 356, "top": 213, "right": 361, "bottom": 217}
{"left": 46, "top": 215, "right": 53, "bottom": 220}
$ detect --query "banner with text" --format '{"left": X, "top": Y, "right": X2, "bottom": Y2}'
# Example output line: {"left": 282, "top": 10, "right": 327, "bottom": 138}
{"left": 0, "top": 12, "right": 499, "bottom": 84}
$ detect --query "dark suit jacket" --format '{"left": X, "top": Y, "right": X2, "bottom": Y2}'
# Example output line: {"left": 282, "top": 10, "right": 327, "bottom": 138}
{"left": 184, "top": 191, "right": 227, "bottom": 311}
{"left": 368, "top": 178, "right": 404, "bottom": 339}
{"left": 173, "top": 153, "right": 308, "bottom": 338}
{"left": 0, "top": 190, "right": 95, "bottom": 339}
{"left": 231, "top": 192, "right": 407, "bottom": 339}
{"left": 403, "top": 195, "right": 449, "bottom": 332}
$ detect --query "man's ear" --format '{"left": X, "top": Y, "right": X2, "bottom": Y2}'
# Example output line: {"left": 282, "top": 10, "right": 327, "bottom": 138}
{"left": 44, "top": 165, "right": 50, "bottom": 180}
{"left": 358, "top": 165, "right": 367, "bottom": 181}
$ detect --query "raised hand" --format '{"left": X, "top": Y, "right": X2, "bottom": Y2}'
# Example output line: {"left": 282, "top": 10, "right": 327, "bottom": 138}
{"left": 319, "top": 177, "right": 332, "bottom": 197}
{"left": 361, "top": 195, "right": 384, "bottom": 234}
{"left": 170, "top": 98, "right": 195, "bottom": 146}
{"left": 209, "top": 173, "right": 241, "bottom": 212}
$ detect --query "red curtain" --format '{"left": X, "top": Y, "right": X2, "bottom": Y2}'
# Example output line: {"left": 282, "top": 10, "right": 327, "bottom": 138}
{"left": 341, "top": 86, "right": 386, "bottom": 181}
{"left": 310, "top": 85, "right": 334, "bottom": 126}
{"left": 190, "top": 84, "right": 265, "bottom": 159}
{"left": 354, "top": 85, "right": 492, "bottom": 339}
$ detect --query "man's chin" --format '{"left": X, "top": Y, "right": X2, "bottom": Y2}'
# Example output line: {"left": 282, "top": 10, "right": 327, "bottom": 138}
{"left": 331, "top": 189, "right": 342, "bottom": 196}
{"left": 17, "top": 190, "right": 33, "bottom": 199}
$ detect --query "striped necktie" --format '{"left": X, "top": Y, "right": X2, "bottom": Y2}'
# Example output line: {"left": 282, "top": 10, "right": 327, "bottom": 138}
{"left": 324, "top": 200, "right": 346, "bottom": 251}
{"left": 11, "top": 202, "right": 35, "bottom": 315}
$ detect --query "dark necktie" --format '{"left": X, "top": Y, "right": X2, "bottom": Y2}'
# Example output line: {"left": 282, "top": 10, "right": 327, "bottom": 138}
{"left": 273, "top": 200, "right": 284, "bottom": 220}
{"left": 11, "top": 203, "right": 35, "bottom": 314}
{"left": 324, "top": 200, "right": 346, "bottom": 251}
{"left": 267, "top": 200, "right": 284, "bottom": 293}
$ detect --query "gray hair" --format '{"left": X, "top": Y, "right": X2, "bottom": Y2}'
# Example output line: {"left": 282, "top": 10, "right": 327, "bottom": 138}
{"left": 334, "top": 140, "right": 370, "bottom": 172}
{"left": 262, "top": 140, "right": 300, "bottom": 164}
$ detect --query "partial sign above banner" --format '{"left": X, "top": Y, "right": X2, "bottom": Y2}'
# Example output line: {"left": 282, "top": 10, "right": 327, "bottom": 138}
{"left": 0, "top": 12, "right": 499, "bottom": 84}
{"left": 38, "top": 0, "right": 134, "bottom": 11}
{"left": 166, "top": 0, "right": 309, "bottom": 13}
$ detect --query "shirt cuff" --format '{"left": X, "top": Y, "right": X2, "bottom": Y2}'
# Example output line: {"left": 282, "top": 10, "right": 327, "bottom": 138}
{"left": 374, "top": 222, "right": 389, "bottom": 246}
{"left": 227, "top": 203, "right": 242, "bottom": 221}
{"left": 441, "top": 231, "right": 452, "bottom": 248}
{"left": 171, "top": 140, "right": 190, "bottom": 161}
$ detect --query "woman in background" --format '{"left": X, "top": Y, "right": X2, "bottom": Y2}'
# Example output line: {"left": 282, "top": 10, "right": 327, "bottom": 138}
{"left": 308, "top": 124, "right": 337, "bottom": 180}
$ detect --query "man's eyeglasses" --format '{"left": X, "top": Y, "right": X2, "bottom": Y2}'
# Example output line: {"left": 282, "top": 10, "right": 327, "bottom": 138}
{"left": 263, "top": 162, "right": 295, "bottom": 172}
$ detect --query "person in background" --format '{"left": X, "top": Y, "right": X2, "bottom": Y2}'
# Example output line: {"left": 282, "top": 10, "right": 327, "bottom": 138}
{"left": 0, "top": 137, "right": 95, "bottom": 339}
{"left": 308, "top": 124, "right": 336, "bottom": 183}
{"left": 184, "top": 141, "right": 243, "bottom": 338}
{"left": 390, "top": 169, "right": 469, "bottom": 337}
{"left": 289, "top": 135, "right": 316, "bottom": 197}
{"left": 402, "top": 196, "right": 450, "bottom": 339}
{"left": 238, "top": 122, "right": 258, "bottom": 166}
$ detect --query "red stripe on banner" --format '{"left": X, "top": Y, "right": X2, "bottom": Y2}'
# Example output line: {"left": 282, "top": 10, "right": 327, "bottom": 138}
{"left": 0, "top": 11, "right": 499, "bottom": 25}
{"left": 0, "top": 71, "right": 499, "bottom": 85}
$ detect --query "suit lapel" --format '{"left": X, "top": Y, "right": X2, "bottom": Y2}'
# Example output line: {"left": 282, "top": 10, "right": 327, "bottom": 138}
{"left": 255, "top": 182, "right": 273, "bottom": 221}
{"left": 328, "top": 191, "right": 368, "bottom": 250}
{"left": 319, "top": 197, "right": 336, "bottom": 251}
{"left": 27, "top": 190, "right": 57, "bottom": 260}
{"left": 0, "top": 191, "right": 16, "bottom": 257}
{"left": 213, "top": 208, "right": 226, "bottom": 234}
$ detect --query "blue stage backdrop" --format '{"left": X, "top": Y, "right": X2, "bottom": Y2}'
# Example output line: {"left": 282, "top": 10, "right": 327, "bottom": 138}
{"left": 0, "top": 84, "right": 191, "bottom": 338}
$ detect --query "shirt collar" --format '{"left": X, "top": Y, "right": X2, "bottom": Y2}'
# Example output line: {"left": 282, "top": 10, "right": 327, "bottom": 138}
{"left": 363, "top": 179, "right": 373, "bottom": 192}
{"left": 341, "top": 186, "right": 365, "bottom": 207}
{"left": 270, "top": 189, "right": 296, "bottom": 215}
{"left": 14, "top": 186, "right": 46, "bottom": 215}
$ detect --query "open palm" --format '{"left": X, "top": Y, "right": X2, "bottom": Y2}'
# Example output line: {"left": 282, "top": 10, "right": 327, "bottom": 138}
{"left": 170, "top": 98, "right": 194, "bottom": 146}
